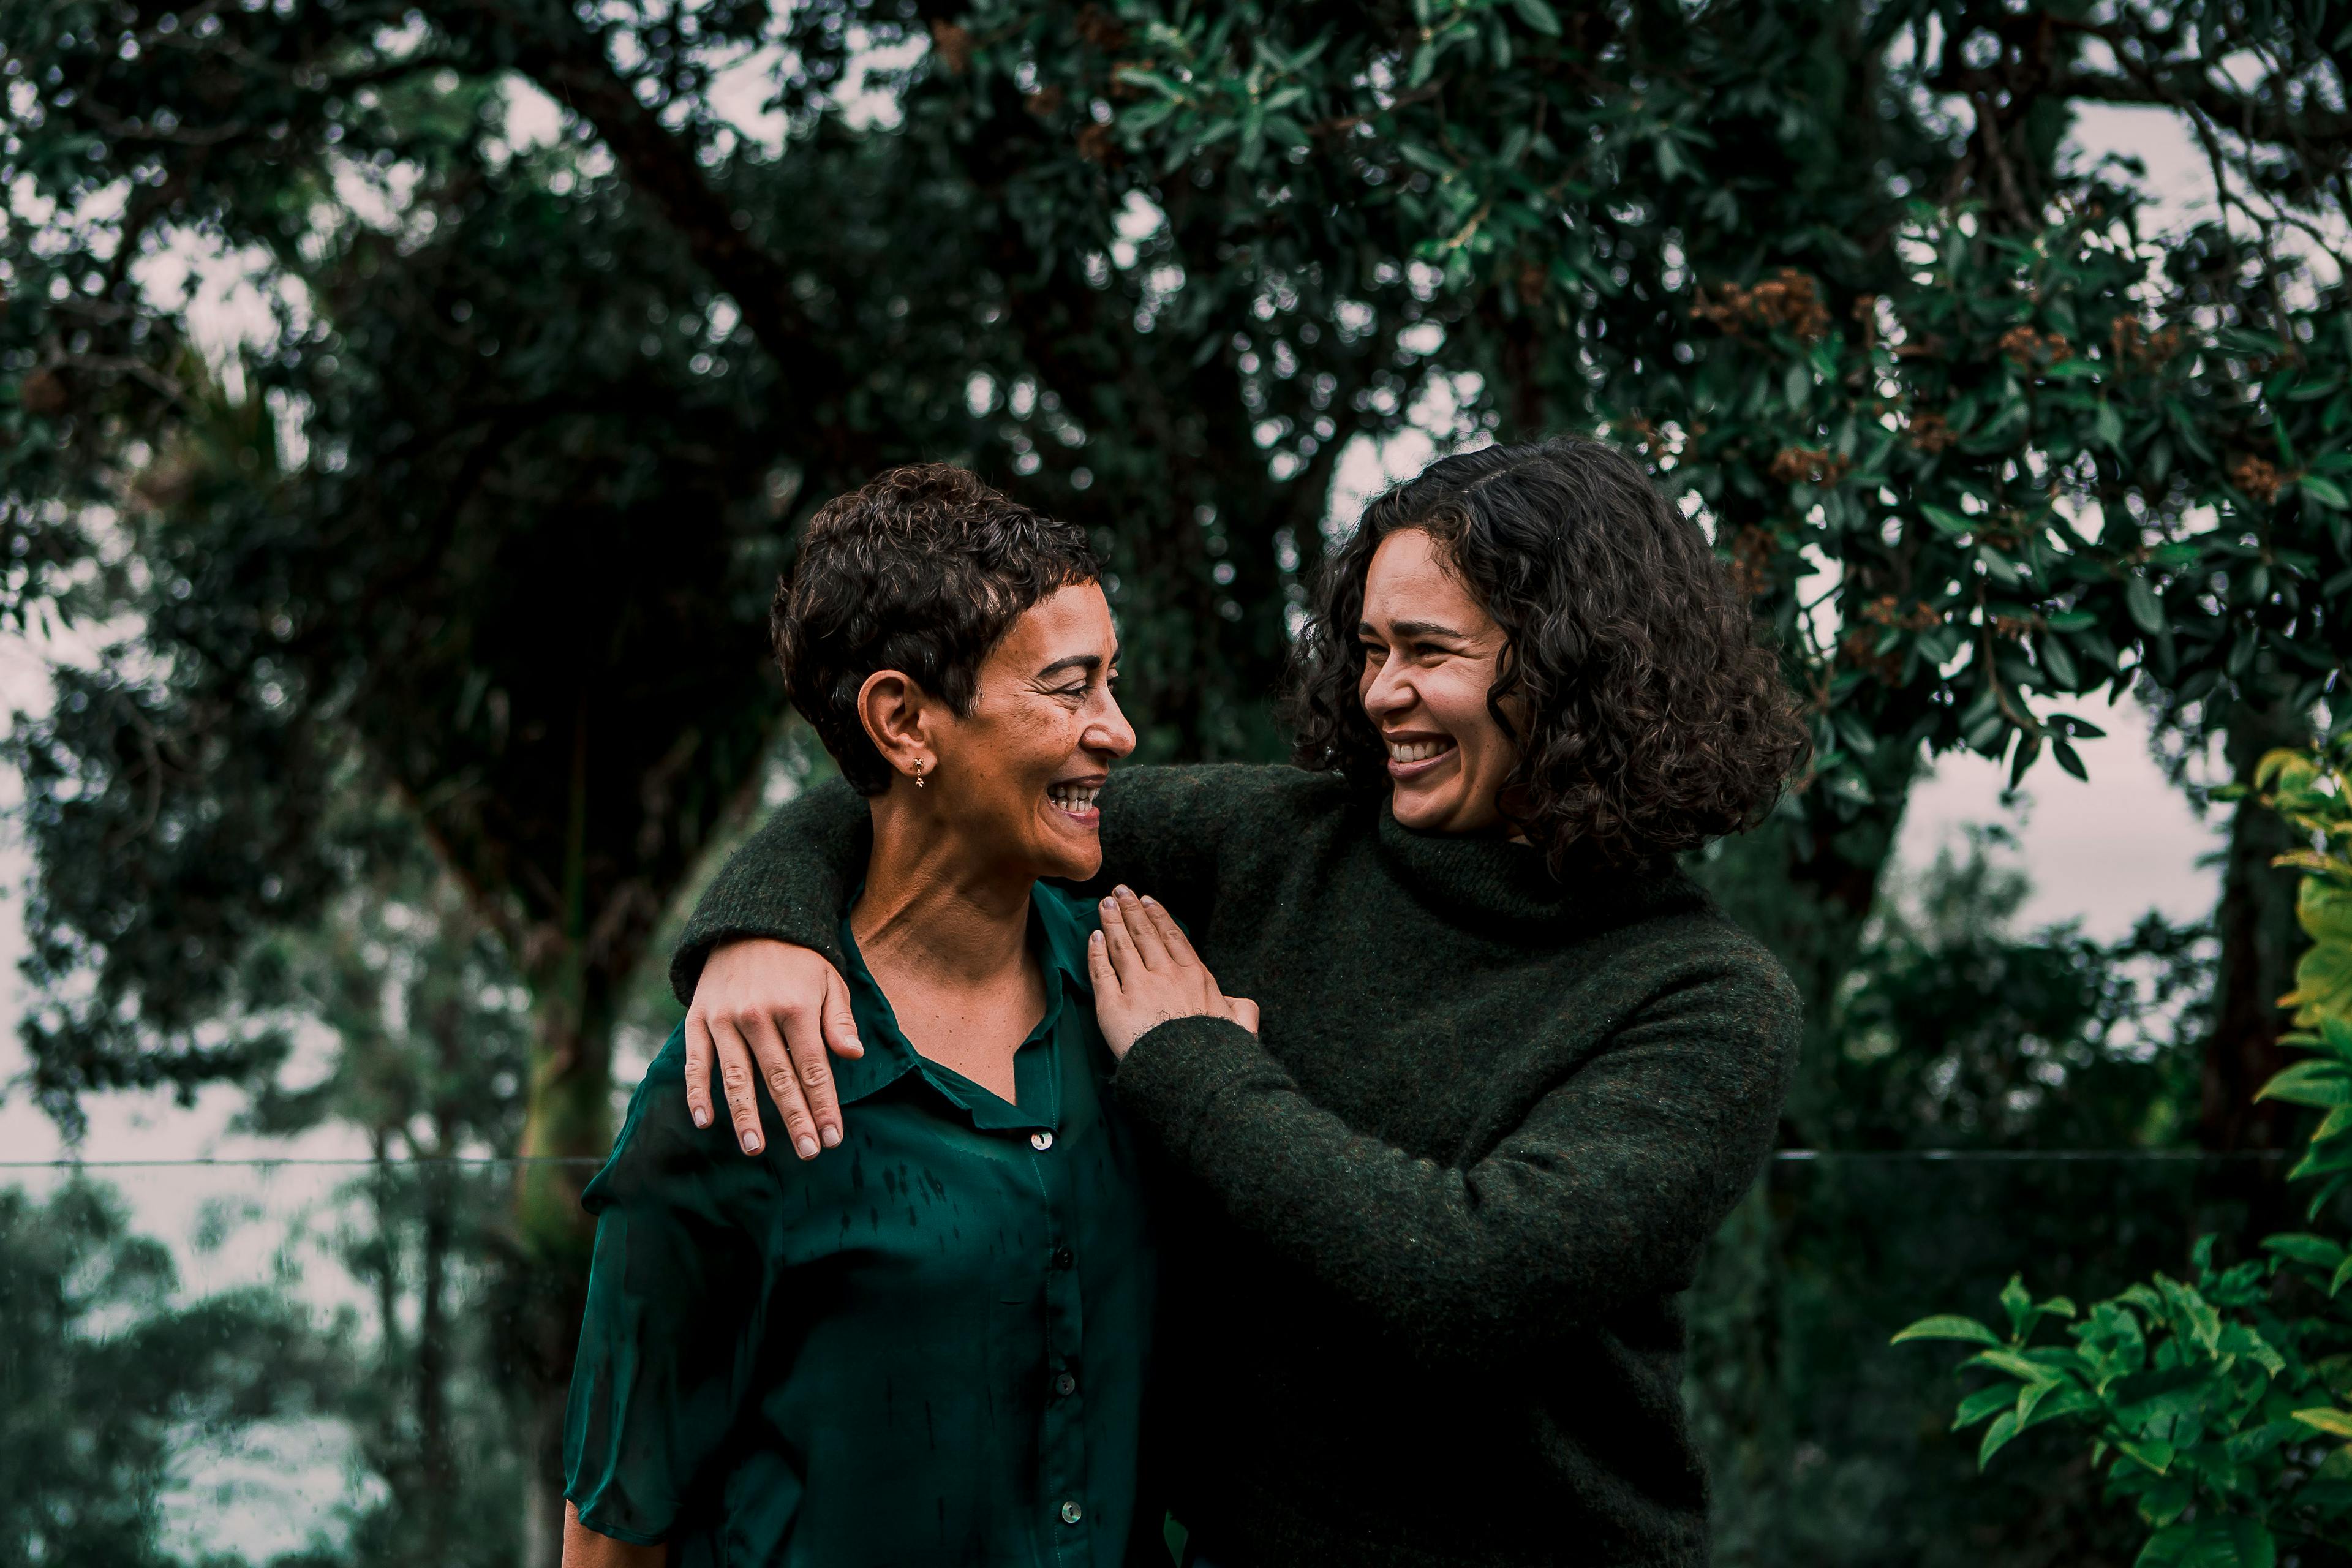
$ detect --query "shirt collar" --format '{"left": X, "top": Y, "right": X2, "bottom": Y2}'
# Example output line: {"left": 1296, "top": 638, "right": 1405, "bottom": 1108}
{"left": 828, "top": 883, "right": 1094, "bottom": 1114}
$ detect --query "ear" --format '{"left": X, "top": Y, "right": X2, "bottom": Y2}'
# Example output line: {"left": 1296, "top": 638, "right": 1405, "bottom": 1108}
{"left": 856, "top": 669, "right": 936, "bottom": 784}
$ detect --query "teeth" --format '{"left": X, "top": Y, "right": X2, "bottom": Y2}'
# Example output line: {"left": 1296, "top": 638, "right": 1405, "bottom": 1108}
{"left": 1386, "top": 739, "right": 1454, "bottom": 764}
{"left": 1047, "top": 785, "right": 1101, "bottom": 812}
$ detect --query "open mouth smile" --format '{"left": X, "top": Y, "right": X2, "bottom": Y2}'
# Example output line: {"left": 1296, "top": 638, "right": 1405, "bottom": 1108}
{"left": 1384, "top": 735, "right": 1458, "bottom": 780}
{"left": 1046, "top": 780, "right": 1103, "bottom": 821}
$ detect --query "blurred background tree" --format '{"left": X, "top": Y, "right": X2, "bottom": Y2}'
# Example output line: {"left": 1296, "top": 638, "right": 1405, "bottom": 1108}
{"left": 3, "top": 0, "right": 2348, "bottom": 1559}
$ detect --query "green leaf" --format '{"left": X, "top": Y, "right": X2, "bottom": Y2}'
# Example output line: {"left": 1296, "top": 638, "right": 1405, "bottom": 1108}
{"left": 1921, "top": 505, "right": 1973, "bottom": 538}
{"left": 2116, "top": 1436, "right": 2176, "bottom": 1474}
{"left": 2135, "top": 1516, "right": 2275, "bottom": 1568}
{"left": 1399, "top": 141, "right": 1456, "bottom": 178}
{"left": 2256, "top": 1058, "right": 2352, "bottom": 1106}
{"left": 1510, "top": 0, "right": 1564, "bottom": 35}
{"left": 1892, "top": 1314, "right": 2001, "bottom": 1348}
{"left": 2294, "top": 1406, "right": 2352, "bottom": 1438}
{"left": 2261, "top": 1232, "right": 2348, "bottom": 1271}
{"left": 2303, "top": 474, "right": 2350, "bottom": 508}
{"left": 2124, "top": 575, "right": 2166, "bottom": 635}
{"left": 1953, "top": 1384, "right": 2013, "bottom": 1430}
{"left": 1113, "top": 67, "right": 1190, "bottom": 100}
{"left": 1977, "top": 1409, "right": 2021, "bottom": 1468}
{"left": 2096, "top": 401, "right": 2124, "bottom": 450}
{"left": 2038, "top": 634, "right": 2080, "bottom": 690}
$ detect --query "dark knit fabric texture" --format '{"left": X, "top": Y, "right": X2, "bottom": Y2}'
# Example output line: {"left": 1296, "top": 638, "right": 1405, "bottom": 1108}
{"left": 673, "top": 764, "right": 1802, "bottom": 1568}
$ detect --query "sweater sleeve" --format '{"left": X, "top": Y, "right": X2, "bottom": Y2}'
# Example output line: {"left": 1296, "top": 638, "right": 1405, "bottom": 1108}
{"left": 668, "top": 763, "right": 1280, "bottom": 1003}
{"left": 1109, "top": 956, "right": 1800, "bottom": 1368}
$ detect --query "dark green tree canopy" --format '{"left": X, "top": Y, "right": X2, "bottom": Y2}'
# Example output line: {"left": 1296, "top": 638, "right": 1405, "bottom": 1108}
{"left": 2, "top": 0, "right": 2347, "bottom": 1147}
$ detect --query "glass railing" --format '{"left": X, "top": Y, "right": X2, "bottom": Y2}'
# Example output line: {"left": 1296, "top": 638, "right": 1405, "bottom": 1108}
{"left": 0, "top": 1151, "right": 2297, "bottom": 1567}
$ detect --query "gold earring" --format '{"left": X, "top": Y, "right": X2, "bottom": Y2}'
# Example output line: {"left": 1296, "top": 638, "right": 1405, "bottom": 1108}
{"left": 914, "top": 759, "right": 926, "bottom": 790}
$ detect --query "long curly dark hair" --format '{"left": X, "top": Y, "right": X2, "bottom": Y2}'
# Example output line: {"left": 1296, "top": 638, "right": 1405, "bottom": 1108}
{"left": 1286, "top": 437, "right": 1808, "bottom": 873}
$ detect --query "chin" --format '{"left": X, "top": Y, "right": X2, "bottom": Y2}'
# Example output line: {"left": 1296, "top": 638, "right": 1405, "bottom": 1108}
{"left": 1388, "top": 788, "right": 1452, "bottom": 830}
{"left": 1042, "top": 849, "right": 1102, "bottom": 883}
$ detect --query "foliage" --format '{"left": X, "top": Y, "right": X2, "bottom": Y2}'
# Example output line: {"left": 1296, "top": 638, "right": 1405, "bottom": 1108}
{"left": 1823, "top": 829, "right": 2211, "bottom": 1150}
{"left": 1896, "top": 741, "right": 2352, "bottom": 1565}
{"left": 982, "top": 0, "right": 2352, "bottom": 791}
{"left": 0, "top": 1180, "right": 328, "bottom": 1567}
{"left": 7, "top": 0, "right": 2348, "bottom": 1140}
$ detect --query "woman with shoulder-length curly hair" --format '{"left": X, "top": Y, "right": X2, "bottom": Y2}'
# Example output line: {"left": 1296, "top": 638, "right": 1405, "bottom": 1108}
{"left": 662, "top": 436, "right": 1812, "bottom": 1568}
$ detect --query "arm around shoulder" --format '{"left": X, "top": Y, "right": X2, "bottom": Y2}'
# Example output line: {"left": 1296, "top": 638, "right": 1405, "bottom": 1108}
{"left": 669, "top": 774, "right": 869, "bottom": 1005}
{"left": 1072, "top": 762, "right": 1335, "bottom": 918}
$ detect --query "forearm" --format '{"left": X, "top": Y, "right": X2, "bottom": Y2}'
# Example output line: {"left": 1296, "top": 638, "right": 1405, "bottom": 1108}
{"left": 670, "top": 776, "right": 869, "bottom": 1002}
{"left": 564, "top": 1502, "right": 666, "bottom": 1567}
{"left": 668, "top": 764, "right": 1270, "bottom": 1002}
{"left": 1110, "top": 995, "right": 1793, "bottom": 1363}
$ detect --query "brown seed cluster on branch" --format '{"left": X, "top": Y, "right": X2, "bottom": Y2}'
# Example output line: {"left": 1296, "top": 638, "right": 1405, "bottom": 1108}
{"left": 1691, "top": 269, "right": 1831, "bottom": 343}
{"left": 1730, "top": 524, "right": 1780, "bottom": 599}
{"left": 1907, "top": 411, "right": 1956, "bottom": 453}
{"left": 1998, "top": 324, "right": 2073, "bottom": 367}
{"left": 2231, "top": 454, "right": 2283, "bottom": 503}
{"left": 1768, "top": 445, "right": 1852, "bottom": 486}
{"left": 2109, "top": 317, "right": 2184, "bottom": 374}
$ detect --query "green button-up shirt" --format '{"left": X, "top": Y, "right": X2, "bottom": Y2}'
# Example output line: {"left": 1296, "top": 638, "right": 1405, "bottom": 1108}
{"left": 565, "top": 883, "right": 1156, "bottom": 1567}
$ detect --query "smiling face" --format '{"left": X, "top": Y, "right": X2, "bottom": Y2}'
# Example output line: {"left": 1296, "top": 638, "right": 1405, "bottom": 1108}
{"left": 915, "top": 581, "right": 1135, "bottom": 881}
{"left": 1356, "top": 527, "right": 1521, "bottom": 835}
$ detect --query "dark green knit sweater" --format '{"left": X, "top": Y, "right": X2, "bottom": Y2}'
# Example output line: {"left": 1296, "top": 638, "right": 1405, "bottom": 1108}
{"left": 671, "top": 764, "right": 1801, "bottom": 1568}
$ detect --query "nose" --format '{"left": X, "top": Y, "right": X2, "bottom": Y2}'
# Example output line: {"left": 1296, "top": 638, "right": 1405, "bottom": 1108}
{"left": 1360, "top": 650, "right": 1416, "bottom": 722}
{"left": 1087, "top": 688, "right": 1138, "bottom": 760}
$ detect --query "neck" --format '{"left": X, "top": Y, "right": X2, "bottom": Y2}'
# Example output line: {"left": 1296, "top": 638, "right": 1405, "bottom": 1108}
{"left": 852, "top": 789, "right": 1034, "bottom": 989}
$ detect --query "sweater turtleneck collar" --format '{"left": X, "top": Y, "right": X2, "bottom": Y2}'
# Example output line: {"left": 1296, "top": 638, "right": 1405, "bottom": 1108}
{"left": 1371, "top": 799, "right": 1703, "bottom": 942}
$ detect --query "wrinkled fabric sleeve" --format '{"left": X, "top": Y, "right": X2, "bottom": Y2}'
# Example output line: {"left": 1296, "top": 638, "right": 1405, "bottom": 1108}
{"left": 669, "top": 765, "right": 1266, "bottom": 1003}
{"left": 565, "top": 1037, "right": 775, "bottom": 1542}
{"left": 1110, "top": 956, "right": 1800, "bottom": 1369}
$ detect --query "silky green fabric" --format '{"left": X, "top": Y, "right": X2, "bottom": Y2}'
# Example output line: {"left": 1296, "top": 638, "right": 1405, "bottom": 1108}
{"left": 565, "top": 883, "right": 1156, "bottom": 1567}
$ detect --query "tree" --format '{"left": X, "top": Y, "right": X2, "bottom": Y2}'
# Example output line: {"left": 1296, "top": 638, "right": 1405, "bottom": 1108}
{"left": 8, "top": 0, "right": 2351, "bottom": 1547}
{"left": 1897, "top": 741, "right": 2352, "bottom": 1565}
{"left": 956, "top": 0, "right": 2352, "bottom": 1133}
{"left": 0, "top": 1180, "right": 330, "bottom": 1566}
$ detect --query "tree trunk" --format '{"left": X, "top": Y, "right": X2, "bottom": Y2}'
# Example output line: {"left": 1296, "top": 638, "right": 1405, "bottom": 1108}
{"left": 2202, "top": 696, "right": 2311, "bottom": 1152}
{"left": 418, "top": 1160, "right": 456, "bottom": 1566}
{"left": 511, "top": 956, "right": 616, "bottom": 1568}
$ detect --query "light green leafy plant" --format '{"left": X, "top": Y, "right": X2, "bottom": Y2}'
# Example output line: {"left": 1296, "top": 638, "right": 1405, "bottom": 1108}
{"left": 1897, "top": 741, "right": 2352, "bottom": 1565}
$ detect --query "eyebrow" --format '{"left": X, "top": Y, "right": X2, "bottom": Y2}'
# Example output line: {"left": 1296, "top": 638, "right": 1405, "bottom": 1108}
{"left": 1360, "top": 619, "right": 1471, "bottom": 642}
{"left": 1038, "top": 647, "right": 1120, "bottom": 680}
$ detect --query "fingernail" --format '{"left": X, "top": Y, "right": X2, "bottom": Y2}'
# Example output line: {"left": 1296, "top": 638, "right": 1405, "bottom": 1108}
{"left": 1140, "top": 895, "right": 1158, "bottom": 907}
{"left": 796, "top": 1136, "right": 820, "bottom": 1159}
{"left": 821, "top": 1126, "right": 841, "bottom": 1148}
{"left": 1114, "top": 884, "right": 1133, "bottom": 897}
{"left": 693, "top": 1106, "right": 711, "bottom": 1128}
{"left": 1090, "top": 930, "right": 1104, "bottom": 944}
{"left": 744, "top": 1134, "right": 763, "bottom": 1154}
{"left": 1101, "top": 895, "right": 1116, "bottom": 910}
{"left": 844, "top": 1038, "right": 865, "bottom": 1057}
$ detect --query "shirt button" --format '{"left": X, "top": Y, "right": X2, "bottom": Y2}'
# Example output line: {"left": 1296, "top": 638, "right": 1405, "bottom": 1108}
{"left": 1055, "top": 1371, "right": 1077, "bottom": 1396}
{"left": 1060, "top": 1501, "right": 1084, "bottom": 1525}
{"left": 1051, "top": 1245, "right": 1074, "bottom": 1271}
{"left": 1031, "top": 1131, "right": 1054, "bottom": 1151}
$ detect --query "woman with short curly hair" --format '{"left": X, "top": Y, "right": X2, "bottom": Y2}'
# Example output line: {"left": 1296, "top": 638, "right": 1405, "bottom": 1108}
{"left": 666, "top": 437, "right": 1811, "bottom": 1568}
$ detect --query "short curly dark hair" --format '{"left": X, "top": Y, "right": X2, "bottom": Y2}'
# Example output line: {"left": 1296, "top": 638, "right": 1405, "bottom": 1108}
{"left": 1286, "top": 437, "right": 1809, "bottom": 873}
{"left": 776, "top": 465, "right": 1098, "bottom": 795}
